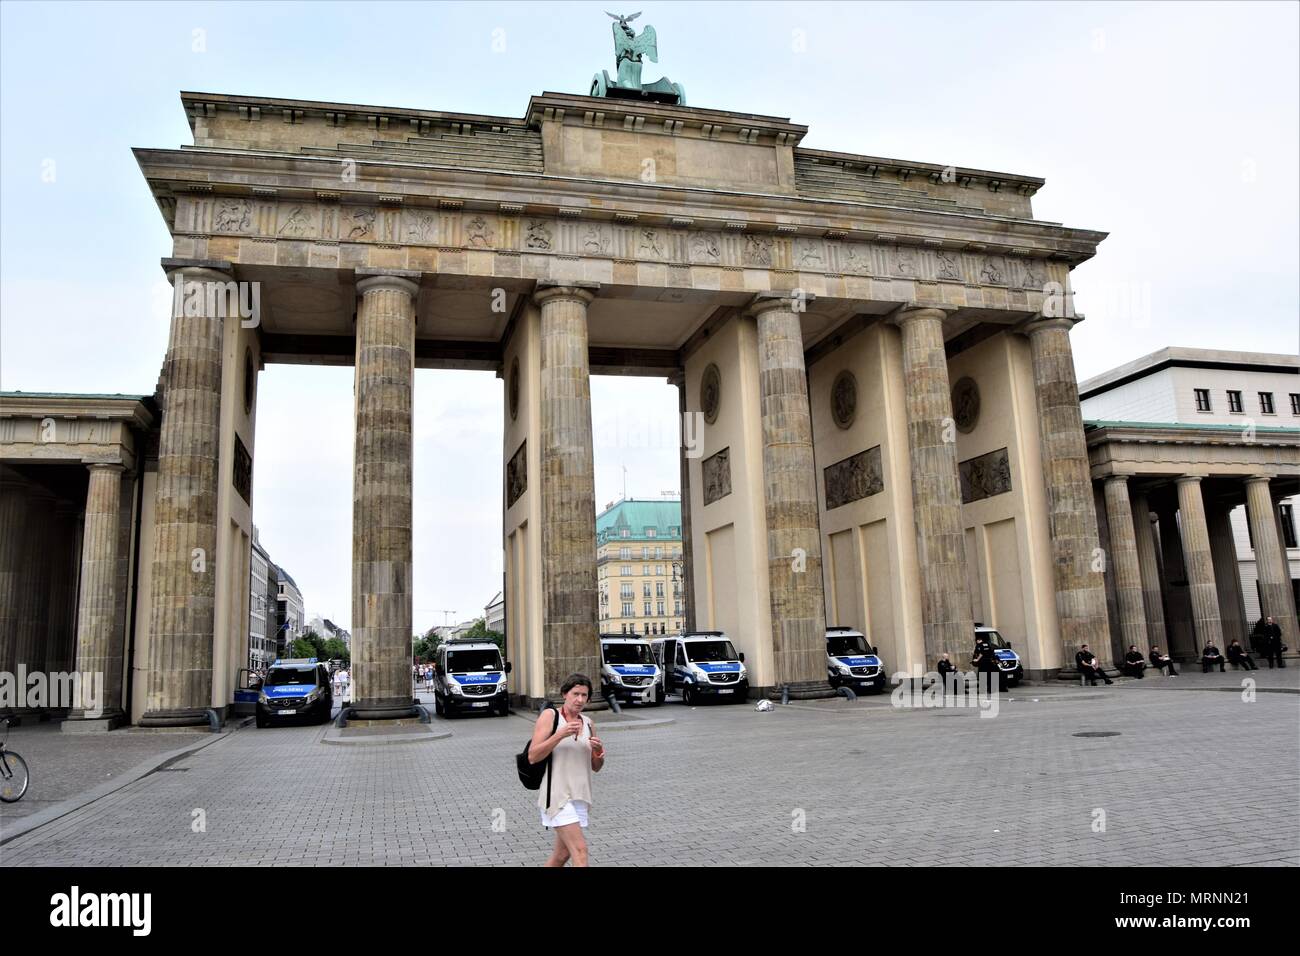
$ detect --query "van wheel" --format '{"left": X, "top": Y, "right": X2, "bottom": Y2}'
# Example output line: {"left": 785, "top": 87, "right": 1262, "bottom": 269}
{"left": 683, "top": 685, "right": 694, "bottom": 706}
{"left": 652, "top": 685, "right": 665, "bottom": 706}
{"left": 434, "top": 696, "right": 445, "bottom": 717}
{"left": 496, "top": 699, "right": 510, "bottom": 717}
{"left": 256, "top": 715, "right": 268, "bottom": 729}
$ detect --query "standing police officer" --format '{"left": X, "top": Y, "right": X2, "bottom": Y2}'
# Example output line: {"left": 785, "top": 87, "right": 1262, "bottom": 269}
{"left": 971, "top": 632, "right": 1001, "bottom": 693}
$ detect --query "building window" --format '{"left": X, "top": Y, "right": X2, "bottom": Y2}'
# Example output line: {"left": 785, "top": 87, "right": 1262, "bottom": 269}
{"left": 657, "top": 601, "right": 665, "bottom": 616}
{"left": 643, "top": 583, "right": 651, "bottom": 598}
{"left": 1194, "top": 388, "right": 1211, "bottom": 412}
{"left": 1291, "top": 393, "right": 1300, "bottom": 415}
{"left": 620, "top": 528, "right": 630, "bottom": 537}
{"left": 644, "top": 602, "right": 651, "bottom": 616}
{"left": 1259, "top": 392, "right": 1275, "bottom": 415}
{"left": 643, "top": 564, "right": 650, "bottom": 576}
{"left": 622, "top": 602, "right": 633, "bottom": 616}
{"left": 646, "top": 528, "right": 656, "bottom": 537}
{"left": 655, "top": 547, "right": 663, "bottom": 559}
{"left": 621, "top": 564, "right": 631, "bottom": 576}
{"left": 656, "top": 582, "right": 664, "bottom": 597}
{"left": 620, "top": 547, "right": 630, "bottom": 560}
{"left": 1227, "top": 390, "right": 1243, "bottom": 413}
{"left": 1282, "top": 504, "right": 1298, "bottom": 550}
{"left": 657, "top": 565, "right": 664, "bottom": 576}
{"left": 675, "top": 600, "right": 683, "bottom": 614}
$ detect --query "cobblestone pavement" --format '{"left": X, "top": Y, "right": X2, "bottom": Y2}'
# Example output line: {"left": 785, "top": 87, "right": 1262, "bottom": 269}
{"left": 1, "top": 669, "right": 1296, "bottom": 866}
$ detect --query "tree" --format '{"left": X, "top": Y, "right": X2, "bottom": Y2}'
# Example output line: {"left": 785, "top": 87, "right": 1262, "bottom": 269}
{"left": 290, "top": 637, "right": 316, "bottom": 658}
{"left": 457, "top": 617, "right": 504, "bottom": 651}
{"left": 323, "top": 637, "right": 349, "bottom": 665}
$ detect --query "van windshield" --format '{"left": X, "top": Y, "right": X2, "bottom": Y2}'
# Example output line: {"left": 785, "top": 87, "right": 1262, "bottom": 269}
{"left": 447, "top": 650, "right": 501, "bottom": 672}
{"left": 983, "top": 631, "right": 1012, "bottom": 650}
{"left": 603, "top": 643, "right": 654, "bottom": 665}
{"left": 827, "top": 633, "right": 870, "bottom": 656}
{"left": 685, "top": 640, "right": 738, "bottom": 662}
{"left": 266, "top": 667, "right": 316, "bottom": 687}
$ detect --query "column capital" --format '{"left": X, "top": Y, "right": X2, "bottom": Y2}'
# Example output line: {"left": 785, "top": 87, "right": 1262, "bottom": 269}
{"left": 746, "top": 290, "right": 815, "bottom": 317}
{"left": 1174, "top": 474, "right": 1204, "bottom": 487}
{"left": 1103, "top": 473, "right": 1131, "bottom": 487}
{"left": 355, "top": 270, "right": 420, "bottom": 298}
{"left": 888, "top": 304, "right": 951, "bottom": 327}
{"left": 85, "top": 461, "right": 126, "bottom": 474}
{"left": 160, "top": 257, "right": 233, "bottom": 281}
{"left": 1244, "top": 474, "right": 1274, "bottom": 487}
{"left": 534, "top": 280, "right": 599, "bottom": 308}
{"left": 1019, "top": 316, "right": 1077, "bottom": 337}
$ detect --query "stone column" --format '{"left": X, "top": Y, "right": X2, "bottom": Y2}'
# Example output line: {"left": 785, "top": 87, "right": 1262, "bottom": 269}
{"left": 892, "top": 306, "right": 974, "bottom": 666}
{"left": 1156, "top": 501, "right": 1196, "bottom": 660}
{"left": 1175, "top": 476, "right": 1223, "bottom": 650}
{"left": 1102, "top": 476, "right": 1150, "bottom": 656}
{"left": 1206, "top": 502, "right": 1247, "bottom": 647}
{"left": 1131, "top": 491, "right": 1168, "bottom": 653}
{"left": 535, "top": 282, "right": 601, "bottom": 699}
{"left": 0, "top": 474, "right": 29, "bottom": 681}
{"left": 351, "top": 271, "right": 420, "bottom": 720}
{"left": 16, "top": 488, "right": 56, "bottom": 671}
{"left": 69, "top": 463, "right": 126, "bottom": 722}
{"left": 1023, "top": 318, "right": 1111, "bottom": 667}
{"left": 1245, "top": 475, "right": 1299, "bottom": 651}
{"left": 44, "top": 501, "right": 81, "bottom": 676}
{"left": 751, "top": 293, "right": 832, "bottom": 696}
{"left": 141, "top": 265, "right": 229, "bottom": 726}
{"left": 672, "top": 373, "right": 697, "bottom": 633}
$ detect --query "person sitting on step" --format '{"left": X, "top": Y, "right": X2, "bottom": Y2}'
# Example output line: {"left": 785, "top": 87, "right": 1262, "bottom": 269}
{"left": 1201, "top": 642, "right": 1226, "bottom": 673}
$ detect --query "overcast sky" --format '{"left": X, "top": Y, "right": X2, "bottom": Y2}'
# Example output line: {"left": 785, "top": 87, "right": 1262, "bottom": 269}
{"left": 2, "top": 1, "right": 1296, "bottom": 632}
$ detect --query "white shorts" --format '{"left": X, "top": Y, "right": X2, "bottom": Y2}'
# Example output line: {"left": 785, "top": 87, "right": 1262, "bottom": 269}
{"left": 540, "top": 799, "right": 590, "bottom": 829}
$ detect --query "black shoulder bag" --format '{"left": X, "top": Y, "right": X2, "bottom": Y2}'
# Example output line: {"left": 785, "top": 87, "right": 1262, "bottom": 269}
{"left": 516, "top": 706, "right": 560, "bottom": 796}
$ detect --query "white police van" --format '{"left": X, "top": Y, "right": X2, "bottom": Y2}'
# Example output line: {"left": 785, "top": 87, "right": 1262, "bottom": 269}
{"left": 651, "top": 631, "right": 748, "bottom": 705}
{"left": 599, "top": 635, "right": 665, "bottom": 706}
{"left": 825, "top": 626, "right": 888, "bottom": 694}
{"left": 975, "top": 623, "right": 1024, "bottom": 687}
{"left": 256, "top": 658, "right": 334, "bottom": 727}
{"left": 432, "top": 639, "right": 511, "bottom": 717}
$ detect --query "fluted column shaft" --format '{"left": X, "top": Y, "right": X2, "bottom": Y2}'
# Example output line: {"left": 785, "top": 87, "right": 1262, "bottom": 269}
{"left": 1175, "top": 476, "right": 1223, "bottom": 649}
{"left": 536, "top": 283, "right": 601, "bottom": 698}
{"left": 351, "top": 273, "right": 419, "bottom": 719}
{"left": 1103, "top": 476, "right": 1150, "bottom": 655}
{"left": 1131, "top": 492, "right": 1168, "bottom": 652}
{"left": 1245, "top": 476, "right": 1299, "bottom": 651}
{"left": 752, "top": 295, "right": 830, "bottom": 690}
{"left": 894, "top": 307, "right": 973, "bottom": 666}
{"left": 15, "top": 489, "right": 56, "bottom": 680}
{"left": 1024, "top": 318, "right": 1111, "bottom": 666}
{"left": 0, "top": 476, "right": 30, "bottom": 679}
{"left": 1206, "top": 502, "right": 1247, "bottom": 646}
{"left": 44, "top": 502, "right": 81, "bottom": 675}
{"left": 72, "top": 463, "right": 126, "bottom": 718}
{"left": 143, "top": 266, "right": 228, "bottom": 723}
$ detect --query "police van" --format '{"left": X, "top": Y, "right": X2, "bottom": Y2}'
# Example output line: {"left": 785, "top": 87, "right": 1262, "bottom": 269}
{"left": 432, "top": 639, "right": 511, "bottom": 717}
{"left": 651, "top": 631, "right": 748, "bottom": 705}
{"left": 256, "top": 658, "right": 334, "bottom": 727}
{"left": 599, "top": 635, "right": 665, "bottom": 706}
{"left": 975, "top": 623, "right": 1024, "bottom": 687}
{"left": 825, "top": 626, "right": 888, "bottom": 694}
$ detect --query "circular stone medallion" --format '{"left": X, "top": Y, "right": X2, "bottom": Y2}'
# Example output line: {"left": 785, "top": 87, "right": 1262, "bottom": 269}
{"left": 831, "top": 369, "right": 857, "bottom": 430}
{"left": 951, "top": 376, "right": 980, "bottom": 434}
{"left": 700, "top": 363, "right": 721, "bottom": 425}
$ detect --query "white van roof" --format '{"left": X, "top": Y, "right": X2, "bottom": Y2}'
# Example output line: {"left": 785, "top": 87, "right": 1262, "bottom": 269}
{"left": 442, "top": 641, "right": 500, "bottom": 653}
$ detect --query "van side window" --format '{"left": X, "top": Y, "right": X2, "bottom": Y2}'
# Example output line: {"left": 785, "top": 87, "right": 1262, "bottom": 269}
{"left": 676, "top": 643, "right": 687, "bottom": 666}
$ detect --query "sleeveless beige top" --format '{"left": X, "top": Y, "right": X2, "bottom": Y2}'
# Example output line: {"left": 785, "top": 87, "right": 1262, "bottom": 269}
{"left": 539, "top": 709, "right": 593, "bottom": 816}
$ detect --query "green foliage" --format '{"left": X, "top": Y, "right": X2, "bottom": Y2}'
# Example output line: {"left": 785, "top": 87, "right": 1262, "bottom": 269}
{"left": 457, "top": 618, "right": 505, "bottom": 651}
{"left": 323, "top": 637, "right": 350, "bottom": 665}
{"left": 290, "top": 637, "right": 317, "bottom": 659}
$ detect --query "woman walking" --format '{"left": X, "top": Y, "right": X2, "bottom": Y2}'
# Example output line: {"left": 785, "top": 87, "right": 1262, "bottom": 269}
{"left": 527, "top": 674, "right": 605, "bottom": 867}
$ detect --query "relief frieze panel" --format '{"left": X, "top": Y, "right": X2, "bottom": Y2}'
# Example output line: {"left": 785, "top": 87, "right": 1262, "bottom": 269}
{"left": 173, "top": 195, "right": 1065, "bottom": 295}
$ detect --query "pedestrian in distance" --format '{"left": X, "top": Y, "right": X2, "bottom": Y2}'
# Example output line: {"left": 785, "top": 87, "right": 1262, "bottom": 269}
{"left": 1259, "top": 616, "right": 1286, "bottom": 668}
{"left": 528, "top": 674, "right": 605, "bottom": 867}
{"left": 1148, "top": 646, "right": 1178, "bottom": 676}
{"left": 1075, "top": 644, "right": 1113, "bottom": 685}
{"left": 936, "top": 652, "right": 959, "bottom": 693}
{"left": 1201, "top": 642, "right": 1226, "bottom": 672}
{"left": 1227, "top": 639, "right": 1258, "bottom": 671}
{"left": 1120, "top": 645, "right": 1147, "bottom": 678}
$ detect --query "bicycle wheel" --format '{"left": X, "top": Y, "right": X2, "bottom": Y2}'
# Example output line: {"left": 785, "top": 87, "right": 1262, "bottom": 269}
{"left": 0, "top": 750, "right": 30, "bottom": 803}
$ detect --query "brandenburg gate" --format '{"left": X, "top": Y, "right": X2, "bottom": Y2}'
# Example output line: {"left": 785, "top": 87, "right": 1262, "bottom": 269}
{"left": 2, "top": 42, "right": 1151, "bottom": 726}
